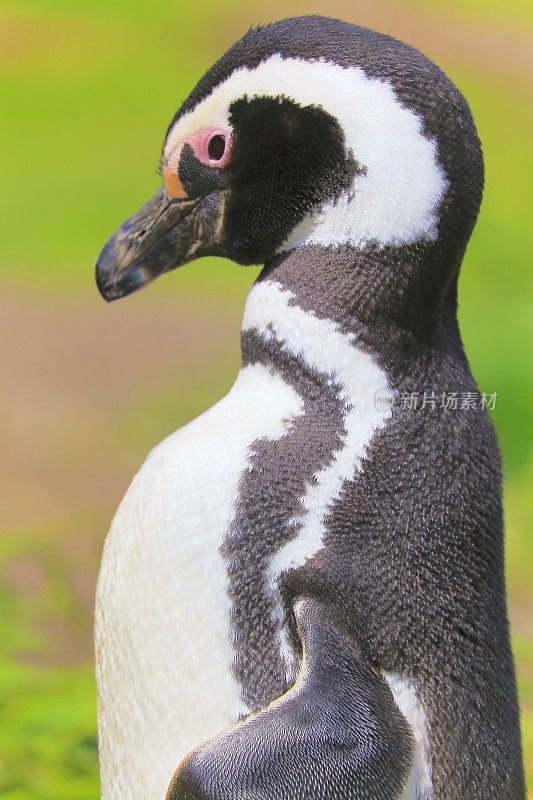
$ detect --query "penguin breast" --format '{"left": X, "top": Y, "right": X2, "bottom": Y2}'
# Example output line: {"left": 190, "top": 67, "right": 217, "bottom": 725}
{"left": 95, "top": 364, "right": 302, "bottom": 799}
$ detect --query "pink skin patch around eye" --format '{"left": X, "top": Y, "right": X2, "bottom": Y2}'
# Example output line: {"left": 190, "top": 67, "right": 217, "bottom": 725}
{"left": 187, "top": 126, "right": 233, "bottom": 168}
{"left": 163, "top": 126, "right": 233, "bottom": 199}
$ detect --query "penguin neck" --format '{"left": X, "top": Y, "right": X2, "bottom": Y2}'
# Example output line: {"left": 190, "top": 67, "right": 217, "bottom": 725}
{"left": 240, "top": 243, "right": 463, "bottom": 381}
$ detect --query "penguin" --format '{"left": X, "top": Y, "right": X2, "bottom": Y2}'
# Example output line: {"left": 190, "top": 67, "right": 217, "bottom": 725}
{"left": 94, "top": 15, "right": 525, "bottom": 800}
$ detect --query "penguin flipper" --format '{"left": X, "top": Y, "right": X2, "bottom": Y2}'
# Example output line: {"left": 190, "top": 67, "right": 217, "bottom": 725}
{"left": 166, "top": 597, "right": 414, "bottom": 800}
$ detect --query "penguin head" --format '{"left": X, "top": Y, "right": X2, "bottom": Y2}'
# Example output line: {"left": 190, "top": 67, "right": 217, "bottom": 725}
{"left": 96, "top": 16, "right": 483, "bottom": 310}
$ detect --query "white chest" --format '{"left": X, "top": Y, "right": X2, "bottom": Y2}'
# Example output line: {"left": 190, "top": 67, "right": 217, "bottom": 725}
{"left": 95, "top": 364, "right": 302, "bottom": 800}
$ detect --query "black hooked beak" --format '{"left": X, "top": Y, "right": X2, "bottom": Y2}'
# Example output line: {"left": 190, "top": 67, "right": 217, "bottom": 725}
{"left": 95, "top": 188, "right": 200, "bottom": 301}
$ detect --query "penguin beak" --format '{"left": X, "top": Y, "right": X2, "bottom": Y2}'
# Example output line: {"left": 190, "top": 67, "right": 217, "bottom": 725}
{"left": 95, "top": 188, "right": 200, "bottom": 301}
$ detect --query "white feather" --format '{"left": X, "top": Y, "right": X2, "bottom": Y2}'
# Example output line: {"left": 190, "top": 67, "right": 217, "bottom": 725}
{"left": 242, "top": 280, "right": 392, "bottom": 679}
{"left": 95, "top": 364, "right": 303, "bottom": 800}
{"left": 384, "top": 672, "right": 434, "bottom": 799}
{"left": 165, "top": 55, "right": 448, "bottom": 250}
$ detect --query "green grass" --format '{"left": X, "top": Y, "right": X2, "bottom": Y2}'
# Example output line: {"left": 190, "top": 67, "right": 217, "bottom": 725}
{"left": 1, "top": 0, "right": 531, "bottom": 795}
{"left": 0, "top": 664, "right": 98, "bottom": 800}
{"left": 0, "top": 529, "right": 98, "bottom": 798}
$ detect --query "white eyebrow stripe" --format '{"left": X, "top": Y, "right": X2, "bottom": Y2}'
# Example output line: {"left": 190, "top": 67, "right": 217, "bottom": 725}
{"left": 165, "top": 54, "right": 448, "bottom": 250}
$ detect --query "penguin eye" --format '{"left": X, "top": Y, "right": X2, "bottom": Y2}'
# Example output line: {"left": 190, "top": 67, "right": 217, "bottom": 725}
{"left": 189, "top": 127, "right": 233, "bottom": 169}
{"left": 207, "top": 134, "right": 226, "bottom": 161}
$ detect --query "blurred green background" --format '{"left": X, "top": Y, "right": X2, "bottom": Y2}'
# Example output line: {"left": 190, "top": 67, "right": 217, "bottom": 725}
{"left": 0, "top": 0, "right": 531, "bottom": 797}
